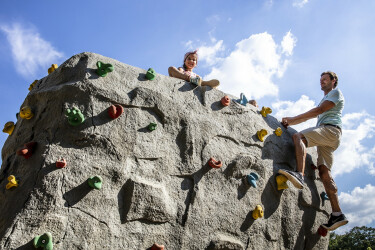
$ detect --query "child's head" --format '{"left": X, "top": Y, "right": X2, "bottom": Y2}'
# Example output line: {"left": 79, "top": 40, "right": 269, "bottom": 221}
{"left": 183, "top": 50, "right": 198, "bottom": 71}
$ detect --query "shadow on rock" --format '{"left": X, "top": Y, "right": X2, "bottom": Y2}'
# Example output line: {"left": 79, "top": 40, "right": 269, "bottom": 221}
{"left": 237, "top": 177, "right": 251, "bottom": 200}
{"left": 240, "top": 209, "right": 256, "bottom": 232}
{"left": 293, "top": 204, "right": 320, "bottom": 250}
{"left": 118, "top": 179, "right": 134, "bottom": 224}
{"left": 15, "top": 239, "right": 33, "bottom": 250}
{"left": 261, "top": 171, "right": 282, "bottom": 219}
{"left": 63, "top": 181, "right": 92, "bottom": 207}
{"left": 91, "top": 107, "right": 115, "bottom": 127}
{"left": 87, "top": 68, "right": 100, "bottom": 80}
{"left": 211, "top": 100, "right": 225, "bottom": 112}
{"left": 137, "top": 73, "right": 148, "bottom": 82}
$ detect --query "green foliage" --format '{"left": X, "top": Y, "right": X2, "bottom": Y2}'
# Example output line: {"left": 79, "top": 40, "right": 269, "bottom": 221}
{"left": 329, "top": 226, "right": 375, "bottom": 250}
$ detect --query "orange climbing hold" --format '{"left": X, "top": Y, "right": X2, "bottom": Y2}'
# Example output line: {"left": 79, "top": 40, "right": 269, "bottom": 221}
{"left": 318, "top": 226, "right": 328, "bottom": 237}
{"left": 108, "top": 104, "right": 124, "bottom": 119}
{"left": 208, "top": 157, "right": 222, "bottom": 169}
{"left": 16, "top": 142, "right": 37, "bottom": 159}
{"left": 6, "top": 175, "right": 18, "bottom": 190}
{"left": 56, "top": 159, "right": 67, "bottom": 168}
{"left": 151, "top": 243, "right": 165, "bottom": 250}
{"left": 221, "top": 96, "right": 231, "bottom": 106}
{"left": 311, "top": 163, "right": 318, "bottom": 170}
{"left": 257, "top": 129, "right": 268, "bottom": 142}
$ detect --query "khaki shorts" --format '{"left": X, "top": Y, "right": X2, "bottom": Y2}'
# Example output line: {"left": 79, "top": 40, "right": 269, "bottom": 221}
{"left": 300, "top": 125, "right": 342, "bottom": 170}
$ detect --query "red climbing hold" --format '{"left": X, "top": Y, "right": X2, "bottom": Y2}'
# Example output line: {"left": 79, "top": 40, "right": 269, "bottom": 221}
{"left": 108, "top": 104, "right": 124, "bottom": 119}
{"left": 16, "top": 142, "right": 37, "bottom": 159}
{"left": 56, "top": 159, "right": 67, "bottom": 168}
{"left": 208, "top": 157, "right": 222, "bottom": 169}
{"left": 318, "top": 226, "right": 328, "bottom": 237}
{"left": 221, "top": 96, "right": 231, "bottom": 106}
{"left": 311, "top": 163, "right": 318, "bottom": 170}
{"left": 151, "top": 243, "right": 165, "bottom": 250}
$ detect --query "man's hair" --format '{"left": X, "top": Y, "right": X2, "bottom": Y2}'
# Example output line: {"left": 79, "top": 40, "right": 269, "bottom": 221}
{"left": 321, "top": 71, "right": 338, "bottom": 88}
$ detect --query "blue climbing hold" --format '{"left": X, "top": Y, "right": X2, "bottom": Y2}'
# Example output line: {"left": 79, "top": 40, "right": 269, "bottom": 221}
{"left": 237, "top": 93, "right": 248, "bottom": 106}
{"left": 247, "top": 172, "right": 259, "bottom": 188}
{"left": 321, "top": 192, "right": 329, "bottom": 201}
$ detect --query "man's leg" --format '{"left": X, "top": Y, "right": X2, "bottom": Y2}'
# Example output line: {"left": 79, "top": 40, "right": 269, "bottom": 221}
{"left": 292, "top": 132, "right": 307, "bottom": 176}
{"left": 318, "top": 165, "right": 341, "bottom": 212}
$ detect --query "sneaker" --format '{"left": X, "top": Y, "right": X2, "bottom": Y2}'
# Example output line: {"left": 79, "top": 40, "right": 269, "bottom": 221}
{"left": 322, "top": 213, "right": 349, "bottom": 231}
{"left": 278, "top": 169, "right": 305, "bottom": 189}
{"left": 190, "top": 76, "right": 202, "bottom": 86}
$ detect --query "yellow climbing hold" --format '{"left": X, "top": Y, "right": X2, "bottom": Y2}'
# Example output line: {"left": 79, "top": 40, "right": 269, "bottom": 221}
{"left": 28, "top": 80, "right": 38, "bottom": 91}
{"left": 276, "top": 174, "right": 288, "bottom": 190}
{"left": 6, "top": 175, "right": 18, "bottom": 189}
{"left": 20, "top": 106, "right": 34, "bottom": 120}
{"left": 275, "top": 127, "right": 282, "bottom": 136}
{"left": 252, "top": 205, "right": 264, "bottom": 220}
{"left": 48, "top": 64, "right": 58, "bottom": 74}
{"left": 260, "top": 106, "right": 272, "bottom": 117}
{"left": 257, "top": 129, "right": 268, "bottom": 142}
{"left": 3, "top": 122, "right": 15, "bottom": 135}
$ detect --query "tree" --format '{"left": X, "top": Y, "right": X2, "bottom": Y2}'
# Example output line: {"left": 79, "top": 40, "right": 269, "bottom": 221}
{"left": 329, "top": 226, "right": 375, "bottom": 250}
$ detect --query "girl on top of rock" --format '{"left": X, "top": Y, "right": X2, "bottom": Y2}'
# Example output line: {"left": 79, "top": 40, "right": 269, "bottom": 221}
{"left": 168, "top": 50, "right": 220, "bottom": 88}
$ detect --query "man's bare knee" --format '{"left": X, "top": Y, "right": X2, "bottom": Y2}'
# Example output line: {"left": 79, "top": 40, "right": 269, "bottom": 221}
{"left": 293, "top": 133, "right": 307, "bottom": 146}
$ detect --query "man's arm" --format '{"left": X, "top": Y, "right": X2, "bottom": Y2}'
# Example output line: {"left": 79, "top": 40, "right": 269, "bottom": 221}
{"left": 282, "top": 100, "right": 335, "bottom": 127}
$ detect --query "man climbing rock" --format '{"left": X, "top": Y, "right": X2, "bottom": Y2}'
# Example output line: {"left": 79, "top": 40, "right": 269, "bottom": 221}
{"left": 278, "top": 71, "right": 348, "bottom": 231}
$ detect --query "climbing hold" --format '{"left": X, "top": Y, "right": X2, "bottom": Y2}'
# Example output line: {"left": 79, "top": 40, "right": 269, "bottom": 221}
{"left": 48, "top": 64, "right": 58, "bottom": 74}
{"left": 276, "top": 174, "right": 288, "bottom": 190}
{"left": 321, "top": 192, "right": 329, "bottom": 201}
{"left": 6, "top": 175, "right": 18, "bottom": 190}
{"left": 20, "top": 106, "right": 34, "bottom": 120}
{"left": 33, "top": 232, "right": 53, "bottom": 250}
{"left": 151, "top": 243, "right": 165, "bottom": 250}
{"left": 260, "top": 106, "right": 272, "bottom": 117}
{"left": 208, "top": 157, "right": 222, "bottom": 169}
{"left": 108, "top": 104, "right": 124, "bottom": 119}
{"left": 247, "top": 172, "right": 259, "bottom": 188}
{"left": 311, "top": 163, "right": 318, "bottom": 170}
{"left": 252, "top": 205, "right": 264, "bottom": 220}
{"left": 221, "top": 96, "right": 231, "bottom": 106}
{"left": 87, "top": 176, "right": 103, "bottom": 190}
{"left": 3, "top": 121, "right": 15, "bottom": 135}
{"left": 29, "top": 80, "right": 38, "bottom": 91}
{"left": 17, "top": 142, "right": 37, "bottom": 159}
{"left": 96, "top": 61, "right": 114, "bottom": 77}
{"left": 148, "top": 122, "right": 157, "bottom": 131}
{"left": 274, "top": 127, "right": 282, "bottom": 136}
{"left": 56, "top": 159, "right": 67, "bottom": 168}
{"left": 257, "top": 129, "right": 268, "bottom": 142}
{"left": 318, "top": 226, "right": 328, "bottom": 237}
{"left": 237, "top": 93, "right": 248, "bottom": 106}
{"left": 65, "top": 107, "right": 85, "bottom": 126}
{"left": 145, "top": 68, "right": 156, "bottom": 80}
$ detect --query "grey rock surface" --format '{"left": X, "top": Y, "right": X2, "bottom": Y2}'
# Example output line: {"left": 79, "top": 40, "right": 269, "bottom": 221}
{"left": 0, "top": 52, "right": 330, "bottom": 249}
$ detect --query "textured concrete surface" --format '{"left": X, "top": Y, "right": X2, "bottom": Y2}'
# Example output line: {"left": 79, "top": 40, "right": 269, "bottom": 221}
{"left": 0, "top": 52, "right": 330, "bottom": 249}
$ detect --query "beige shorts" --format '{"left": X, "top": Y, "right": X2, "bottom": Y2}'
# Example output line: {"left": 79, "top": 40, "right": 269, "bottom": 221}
{"left": 300, "top": 125, "right": 342, "bottom": 170}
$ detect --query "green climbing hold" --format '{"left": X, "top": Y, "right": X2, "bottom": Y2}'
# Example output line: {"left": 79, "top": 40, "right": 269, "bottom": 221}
{"left": 65, "top": 107, "right": 85, "bottom": 126}
{"left": 148, "top": 122, "right": 157, "bottom": 131}
{"left": 87, "top": 176, "right": 103, "bottom": 190}
{"left": 145, "top": 68, "right": 156, "bottom": 80}
{"left": 96, "top": 61, "right": 114, "bottom": 77}
{"left": 33, "top": 232, "right": 53, "bottom": 250}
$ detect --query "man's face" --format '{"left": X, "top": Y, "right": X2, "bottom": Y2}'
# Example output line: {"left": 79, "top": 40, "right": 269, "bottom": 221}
{"left": 320, "top": 74, "right": 335, "bottom": 91}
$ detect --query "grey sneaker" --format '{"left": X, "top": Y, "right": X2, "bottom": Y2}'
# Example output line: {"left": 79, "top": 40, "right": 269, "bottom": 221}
{"left": 190, "top": 76, "right": 202, "bottom": 86}
{"left": 322, "top": 213, "right": 349, "bottom": 231}
{"left": 278, "top": 169, "right": 305, "bottom": 189}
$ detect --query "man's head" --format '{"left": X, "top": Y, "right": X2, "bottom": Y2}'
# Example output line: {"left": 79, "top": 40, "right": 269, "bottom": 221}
{"left": 321, "top": 71, "right": 338, "bottom": 88}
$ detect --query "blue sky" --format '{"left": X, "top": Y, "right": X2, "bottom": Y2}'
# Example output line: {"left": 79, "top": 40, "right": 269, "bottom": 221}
{"left": 1, "top": 0, "right": 374, "bottom": 233}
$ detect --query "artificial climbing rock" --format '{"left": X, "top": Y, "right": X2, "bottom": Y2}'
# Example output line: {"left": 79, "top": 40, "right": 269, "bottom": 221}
{"left": 29, "top": 80, "right": 38, "bottom": 91}
{"left": 20, "top": 106, "right": 34, "bottom": 120}
{"left": 151, "top": 243, "right": 165, "bottom": 250}
{"left": 247, "top": 173, "right": 259, "bottom": 188}
{"left": 276, "top": 175, "right": 288, "bottom": 190}
{"left": 145, "top": 68, "right": 156, "bottom": 80}
{"left": 257, "top": 129, "right": 268, "bottom": 142}
{"left": 33, "top": 232, "right": 53, "bottom": 250}
{"left": 65, "top": 107, "right": 85, "bottom": 126}
{"left": 237, "top": 93, "right": 248, "bottom": 106}
{"left": 96, "top": 61, "right": 114, "bottom": 77}
{"left": 87, "top": 176, "right": 103, "bottom": 190}
{"left": 108, "top": 104, "right": 124, "bottom": 119}
{"left": 252, "top": 205, "right": 264, "bottom": 220}
{"left": 48, "top": 64, "right": 58, "bottom": 74}
{"left": 274, "top": 127, "right": 282, "bottom": 136}
{"left": 6, "top": 175, "right": 18, "bottom": 190}
{"left": 148, "top": 122, "right": 157, "bottom": 131}
{"left": 2, "top": 121, "right": 15, "bottom": 135}
{"left": 260, "top": 107, "right": 272, "bottom": 118}
{"left": 221, "top": 96, "right": 230, "bottom": 106}
{"left": 208, "top": 157, "right": 222, "bottom": 169}
{"left": 55, "top": 159, "right": 67, "bottom": 168}
{"left": 16, "top": 142, "right": 37, "bottom": 159}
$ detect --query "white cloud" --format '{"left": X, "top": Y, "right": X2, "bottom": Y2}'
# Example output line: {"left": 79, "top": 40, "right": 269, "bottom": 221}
{"left": 281, "top": 31, "right": 297, "bottom": 56}
{"left": 198, "top": 40, "right": 225, "bottom": 66}
{"left": 203, "top": 31, "right": 296, "bottom": 99}
{"left": 0, "top": 22, "right": 64, "bottom": 78}
{"left": 337, "top": 184, "right": 375, "bottom": 233}
{"left": 293, "top": 0, "right": 309, "bottom": 8}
